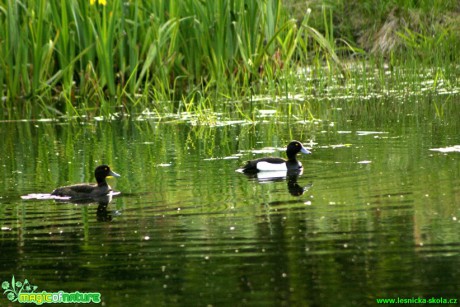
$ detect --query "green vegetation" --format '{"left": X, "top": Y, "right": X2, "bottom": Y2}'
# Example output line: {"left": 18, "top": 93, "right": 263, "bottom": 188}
{"left": 288, "top": 1, "right": 460, "bottom": 61}
{"left": 0, "top": 0, "right": 458, "bottom": 118}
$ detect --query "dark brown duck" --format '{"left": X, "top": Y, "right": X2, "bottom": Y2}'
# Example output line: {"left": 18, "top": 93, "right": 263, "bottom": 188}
{"left": 51, "top": 165, "right": 120, "bottom": 199}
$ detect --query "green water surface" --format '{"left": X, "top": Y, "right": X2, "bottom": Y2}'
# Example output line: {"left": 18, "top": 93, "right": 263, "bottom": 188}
{"left": 0, "top": 94, "right": 459, "bottom": 306}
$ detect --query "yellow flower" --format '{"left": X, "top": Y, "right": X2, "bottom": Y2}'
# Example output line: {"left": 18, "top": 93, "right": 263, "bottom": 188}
{"left": 90, "top": 0, "right": 107, "bottom": 5}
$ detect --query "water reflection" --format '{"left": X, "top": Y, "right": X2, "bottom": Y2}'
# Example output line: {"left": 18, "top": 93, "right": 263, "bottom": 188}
{"left": 57, "top": 194, "right": 115, "bottom": 222}
{"left": 95, "top": 196, "right": 113, "bottom": 222}
{"left": 287, "top": 173, "right": 313, "bottom": 196}
{"left": 1, "top": 96, "right": 460, "bottom": 306}
{"left": 240, "top": 168, "right": 313, "bottom": 196}
{"left": 20, "top": 193, "right": 118, "bottom": 222}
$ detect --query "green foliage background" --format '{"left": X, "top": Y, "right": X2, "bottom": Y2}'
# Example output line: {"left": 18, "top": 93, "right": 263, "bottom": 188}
{"left": 0, "top": 0, "right": 458, "bottom": 117}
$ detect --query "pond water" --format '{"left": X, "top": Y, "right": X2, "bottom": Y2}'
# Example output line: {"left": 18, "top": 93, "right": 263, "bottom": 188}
{"left": 1, "top": 94, "right": 460, "bottom": 306}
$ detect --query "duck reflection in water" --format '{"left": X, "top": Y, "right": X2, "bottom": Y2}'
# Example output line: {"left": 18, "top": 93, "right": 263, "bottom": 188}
{"left": 241, "top": 168, "right": 312, "bottom": 197}
{"left": 55, "top": 193, "right": 117, "bottom": 222}
{"left": 95, "top": 195, "right": 114, "bottom": 222}
{"left": 286, "top": 170, "right": 312, "bottom": 196}
{"left": 21, "top": 192, "right": 119, "bottom": 222}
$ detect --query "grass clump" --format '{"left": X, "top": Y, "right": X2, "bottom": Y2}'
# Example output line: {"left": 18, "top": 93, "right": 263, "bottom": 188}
{"left": 0, "top": 0, "right": 343, "bottom": 118}
{"left": 289, "top": 0, "right": 460, "bottom": 63}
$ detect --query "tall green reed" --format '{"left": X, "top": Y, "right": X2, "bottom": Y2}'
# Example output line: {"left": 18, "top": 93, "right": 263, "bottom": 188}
{"left": 0, "top": 0, "right": 349, "bottom": 118}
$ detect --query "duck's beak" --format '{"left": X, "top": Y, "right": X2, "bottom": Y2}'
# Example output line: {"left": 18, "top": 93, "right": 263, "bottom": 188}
{"left": 109, "top": 170, "right": 121, "bottom": 178}
{"left": 301, "top": 147, "right": 311, "bottom": 154}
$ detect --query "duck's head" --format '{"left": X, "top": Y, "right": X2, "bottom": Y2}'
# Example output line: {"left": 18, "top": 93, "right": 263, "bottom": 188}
{"left": 95, "top": 165, "right": 121, "bottom": 183}
{"left": 286, "top": 141, "right": 311, "bottom": 158}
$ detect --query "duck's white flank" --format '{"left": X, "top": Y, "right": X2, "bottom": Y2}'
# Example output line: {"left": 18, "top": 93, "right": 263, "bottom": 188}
{"left": 257, "top": 161, "right": 303, "bottom": 171}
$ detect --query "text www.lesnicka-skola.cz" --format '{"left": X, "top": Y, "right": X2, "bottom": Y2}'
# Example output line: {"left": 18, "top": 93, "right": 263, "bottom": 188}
{"left": 376, "top": 297, "right": 458, "bottom": 304}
